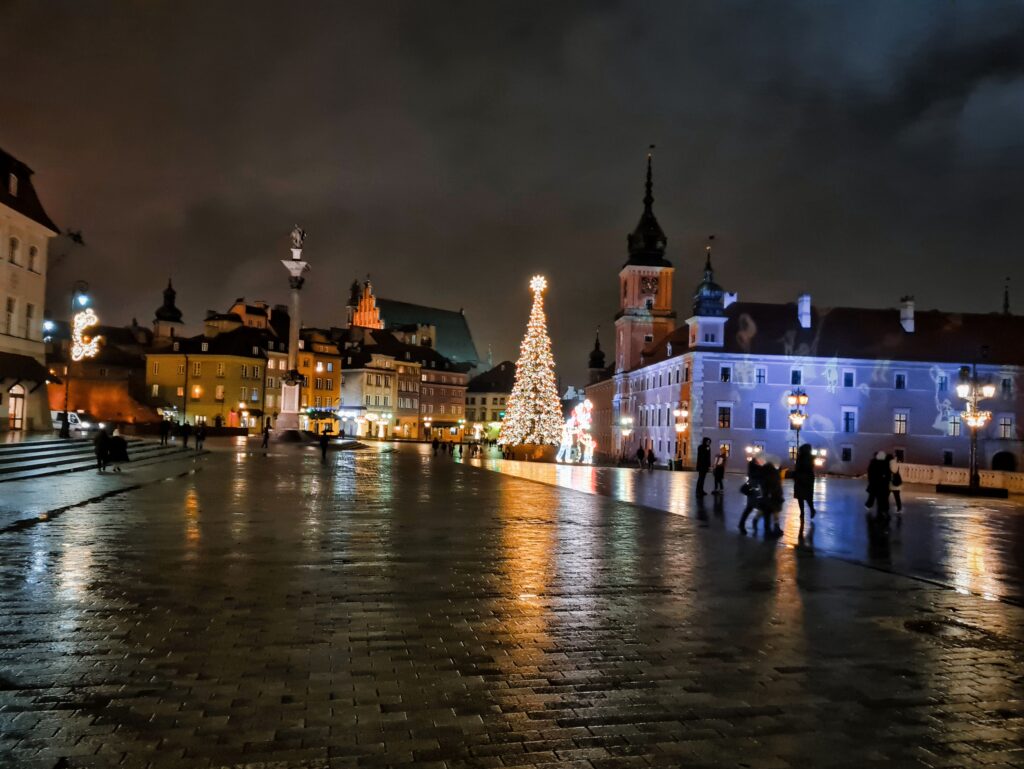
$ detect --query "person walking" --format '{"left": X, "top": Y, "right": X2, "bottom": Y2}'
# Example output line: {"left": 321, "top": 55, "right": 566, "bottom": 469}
{"left": 889, "top": 453, "right": 904, "bottom": 513}
{"left": 195, "top": 423, "right": 207, "bottom": 452}
{"left": 108, "top": 429, "right": 129, "bottom": 473}
{"left": 712, "top": 448, "right": 728, "bottom": 494}
{"left": 319, "top": 429, "right": 330, "bottom": 463}
{"left": 432, "top": 437, "right": 439, "bottom": 455}
{"left": 865, "top": 451, "right": 892, "bottom": 517}
{"left": 261, "top": 421, "right": 271, "bottom": 449}
{"left": 792, "top": 443, "right": 817, "bottom": 524}
{"left": 635, "top": 446, "right": 645, "bottom": 469}
{"left": 738, "top": 456, "right": 765, "bottom": 533}
{"left": 760, "top": 458, "right": 785, "bottom": 537}
{"left": 180, "top": 421, "right": 192, "bottom": 450}
{"left": 158, "top": 419, "right": 170, "bottom": 447}
{"left": 93, "top": 428, "right": 110, "bottom": 473}
{"left": 645, "top": 447, "right": 656, "bottom": 471}
{"left": 695, "top": 437, "right": 712, "bottom": 496}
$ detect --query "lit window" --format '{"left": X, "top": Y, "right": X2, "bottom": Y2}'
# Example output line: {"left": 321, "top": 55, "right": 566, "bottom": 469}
{"left": 717, "top": 405, "right": 732, "bottom": 429}
{"left": 151, "top": 384, "right": 159, "bottom": 398}
{"left": 152, "top": 362, "right": 160, "bottom": 375}
{"left": 193, "top": 362, "right": 201, "bottom": 376}
{"left": 201, "top": 342, "right": 209, "bottom": 352}
{"left": 999, "top": 416, "right": 1013, "bottom": 439}
{"left": 215, "top": 385, "right": 224, "bottom": 401}
{"left": 948, "top": 414, "right": 961, "bottom": 437}
{"left": 893, "top": 410, "right": 908, "bottom": 435}
{"left": 176, "top": 386, "right": 185, "bottom": 397}
{"left": 720, "top": 365, "right": 732, "bottom": 383}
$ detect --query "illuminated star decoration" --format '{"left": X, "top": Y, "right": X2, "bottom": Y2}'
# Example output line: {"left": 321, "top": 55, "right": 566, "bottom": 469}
{"left": 70, "top": 308, "right": 101, "bottom": 362}
{"left": 499, "top": 275, "right": 563, "bottom": 446}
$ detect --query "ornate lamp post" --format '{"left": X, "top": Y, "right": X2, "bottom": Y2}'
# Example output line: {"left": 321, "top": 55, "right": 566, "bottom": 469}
{"left": 619, "top": 416, "right": 633, "bottom": 461}
{"left": 957, "top": 365, "right": 995, "bottom": 491}
{"left": 60, "top": 281, "right": 100, "bottom": 438}
{"left": 673, "top": 406, "right": 688, "bottom": 468}
{"left": 787, "top": 388, "right": 809, "bottom": 454}
{"left": 276, "top": 226, "right": 309, "bottom": 440}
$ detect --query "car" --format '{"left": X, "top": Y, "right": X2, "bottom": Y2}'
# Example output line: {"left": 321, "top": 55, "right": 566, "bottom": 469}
{"left": 51, "top": 410, "right": 107, "bottom": 434}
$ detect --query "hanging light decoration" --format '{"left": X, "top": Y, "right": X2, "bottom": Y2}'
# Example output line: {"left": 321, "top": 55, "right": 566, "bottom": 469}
{"left": 70, "top": 307, "right": 100, "bottom": 362}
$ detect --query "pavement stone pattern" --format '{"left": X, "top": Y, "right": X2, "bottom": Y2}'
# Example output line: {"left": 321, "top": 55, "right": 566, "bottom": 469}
{"left": 0, "top": 444, "right": 1022, "bottom": 769}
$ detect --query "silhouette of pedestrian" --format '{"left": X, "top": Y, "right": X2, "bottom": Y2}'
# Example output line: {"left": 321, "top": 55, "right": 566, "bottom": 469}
{"left": 180, "top": 421, "right": 192, "bottom": 450}
{"left": 195, "top": 424, "right": 206, "bottom": 452}
{"left": 646, "top": 448, "right": 656, "bottom": 471}
{"left": 261, "top": 421, "right": 271, "bottom": 449}
{"left": 432, "top": 437, "right": 439, "bottom": 455}
{"left": 865, "top": 451, "right": 891, "bottom": 518}
{"left": 712, "top": 448, "right": 727, "bottom": 494}
{"left": 93, "top": 428, "right": 110, "bottom": 473}
{"left": 158, "top": 419, "right": 170, "bottom": 446}
{"left": 695, "top": 437, "right": 712, "bottom": 496}
{"left": 319, "top": 430, "right": 330, "bottom": 462}
{"left": 635, "top": 446, "right": 645, "bottom": 469}
{"left": 108, "top": 429, "right": 129, "bottom": 473}
{"left": 792, "top": 443, "right": 817, "bottom": 523}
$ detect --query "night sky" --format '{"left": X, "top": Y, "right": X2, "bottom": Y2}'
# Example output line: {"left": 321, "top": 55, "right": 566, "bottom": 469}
{"left": 3, "top": 1, "right": 1022, "bottom": 384}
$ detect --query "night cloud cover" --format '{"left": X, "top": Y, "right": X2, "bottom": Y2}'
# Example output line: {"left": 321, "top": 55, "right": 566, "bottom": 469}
{"left": 2, "top": 0, "right": 1021, "bottom": 382}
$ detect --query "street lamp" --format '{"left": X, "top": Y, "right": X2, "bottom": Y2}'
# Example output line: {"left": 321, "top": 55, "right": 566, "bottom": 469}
{"left": 673, "top": 407, "right": 688, "bottom": 466}
{"left": 619, "top": 416, "right": 633, "bottom": 460}
{"left": 787, "top": 388, "right": 809, "bottom": 454}
{"left": 60, "top": 281, "right": 100, "bottom": 438}
{"left": 958, "top": 364, "right": 994, "bottom": 491}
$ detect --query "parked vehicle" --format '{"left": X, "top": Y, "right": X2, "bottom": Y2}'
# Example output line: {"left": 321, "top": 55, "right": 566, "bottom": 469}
{"left": 50, "top": 410, "right": 106, "bottom": 434}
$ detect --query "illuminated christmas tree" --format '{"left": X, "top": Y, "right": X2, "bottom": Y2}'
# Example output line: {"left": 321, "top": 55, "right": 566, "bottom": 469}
{"left": 499, "top": 275, "right": 563, "bottom": 446}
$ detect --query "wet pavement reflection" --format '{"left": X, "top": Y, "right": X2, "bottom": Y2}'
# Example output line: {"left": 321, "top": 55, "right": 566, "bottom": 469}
{"left": 468, "top": 454, "right": 1024, "bottom": 605}
{"left": 0, "top": 442, "right": 1022, "bottom": 769}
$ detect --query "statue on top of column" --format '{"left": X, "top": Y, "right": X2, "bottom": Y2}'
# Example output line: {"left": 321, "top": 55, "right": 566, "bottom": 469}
{"left": 290, "top": 225, "right": 306, "bottom": 250}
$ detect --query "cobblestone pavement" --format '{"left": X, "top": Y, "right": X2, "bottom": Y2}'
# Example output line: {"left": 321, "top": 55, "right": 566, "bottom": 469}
{"left": 1, "top": 443, "right": 1022, "bottom": 769}
{"left": 468, "top": 455, "right": 1024, "bottom": 605}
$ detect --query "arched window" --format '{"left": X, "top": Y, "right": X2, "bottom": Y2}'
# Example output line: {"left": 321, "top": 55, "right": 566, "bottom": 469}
{"left": 27, "top": 246, "right": 37, "bottom": 272}
{"left": 8, "top": 237, "right": 19, "bottom": 264}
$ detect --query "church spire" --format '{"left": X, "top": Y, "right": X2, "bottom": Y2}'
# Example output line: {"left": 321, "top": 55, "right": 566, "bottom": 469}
{"left": 625, "top": 146, "right": 670, "bottom": 268}
{"left": 693, "top": 235, "right": 725, "bottom": 317}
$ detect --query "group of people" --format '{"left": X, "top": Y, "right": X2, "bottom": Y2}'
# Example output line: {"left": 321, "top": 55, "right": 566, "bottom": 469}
{"left": 157, "top": 419, "right": 207, "bottom": 451}
{"left": 865, "top": 451, "right": 904, "bottom": 518}
{"left": 92, "top": 427, "right": 130, "bottom": 473}
{"left": 634, "top": 446, "right": 658, "bottom": 471}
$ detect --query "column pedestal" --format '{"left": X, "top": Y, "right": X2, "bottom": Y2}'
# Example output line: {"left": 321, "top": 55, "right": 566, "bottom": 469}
{"left": 274, "top": 381, "right": 306, "bottom": 442}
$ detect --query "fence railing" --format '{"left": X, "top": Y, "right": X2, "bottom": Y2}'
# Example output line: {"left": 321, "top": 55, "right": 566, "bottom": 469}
{"left": 899, "top": 463, "right": 1024, "bottom": 494}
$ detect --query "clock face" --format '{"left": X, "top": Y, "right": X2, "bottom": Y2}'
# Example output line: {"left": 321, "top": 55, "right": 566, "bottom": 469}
{"left": 640, "top": 276, "right": 659, "bottom": 295}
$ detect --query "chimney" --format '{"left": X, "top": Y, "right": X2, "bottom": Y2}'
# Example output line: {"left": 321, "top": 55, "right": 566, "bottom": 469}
{"left": 900, "top": 295, "right": 915, "bottom": 333}
{"left": 797, "top": 294, "right": 811, "bottom": 329}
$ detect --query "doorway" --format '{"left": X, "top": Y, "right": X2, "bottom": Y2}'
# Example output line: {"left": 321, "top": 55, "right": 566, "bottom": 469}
{"left": 7, "top": 384, "right": 25, "bottom": 431}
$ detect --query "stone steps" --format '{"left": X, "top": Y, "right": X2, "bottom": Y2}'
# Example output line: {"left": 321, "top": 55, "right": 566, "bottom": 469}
{"left": 0, "top": 438, "right": 196, "bottom": 482}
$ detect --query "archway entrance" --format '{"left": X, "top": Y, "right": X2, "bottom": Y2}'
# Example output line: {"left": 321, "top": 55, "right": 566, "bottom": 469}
{"left": 991, "top": 451, "right": 1017, "bottom": 472}
{"left": 7, "top": 384, "right": 25, "bottom": 431}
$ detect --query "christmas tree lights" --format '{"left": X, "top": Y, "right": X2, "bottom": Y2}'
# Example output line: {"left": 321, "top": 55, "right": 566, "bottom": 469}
{"left": 499, "top": 276, "right": 563, "bottom": 446}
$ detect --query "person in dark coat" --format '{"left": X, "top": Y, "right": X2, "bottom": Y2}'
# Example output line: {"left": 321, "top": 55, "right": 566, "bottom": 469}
{"left": 319, "top": 430, "right": 330, "bottom": 462}
{"left": 738, "top": 457, "right": 764, "bottom": 533}
{"left": 93, "top": 428, "right": 110, "bottom": 473}
{"left": 179, "top": 421, "right": 192, "bottom": 449}
{"left": 695, "top": 438, "right": 712, "bottom": 496}
{"left": 108, "top": 429, "right": 129, "bottom": 473}
{"left": 261, "top": 422, "right": 271, "bottom": 449}
{"left": 195, "top": 424, "right": 207, "bottom": 451}
{"left": 791, "top": 443, "right": 817, "bottom": 523}
{"left": 432, "top": 437, "right": 440, "bottom": 455}
{"left": 865, "top": 451, "right": 891, "bottom": 516}
{"left": 759, "top": 460, "right": 785, "bottom": 537}
{"left": 712, "top": 448, "right": 728, "bottom": 494}
{"left": 645, "top": 448, "right": 656, "bottom": 471}
{"left": 158, "top": 419, "right": 170, "bottom": 446}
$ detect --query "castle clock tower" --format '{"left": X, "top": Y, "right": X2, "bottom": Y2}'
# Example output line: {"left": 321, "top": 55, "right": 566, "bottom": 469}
{"left": 614, "top": 152, "right": 675, "bottom": 372}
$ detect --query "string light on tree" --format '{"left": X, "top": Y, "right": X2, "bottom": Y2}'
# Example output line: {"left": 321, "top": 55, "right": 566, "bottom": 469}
{"left": 499, "top": 275, "right": 563, "bottom": 446}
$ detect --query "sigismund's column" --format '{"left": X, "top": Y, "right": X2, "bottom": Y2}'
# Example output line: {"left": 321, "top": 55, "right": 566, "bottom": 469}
{"left": 276, "top": 225, "right": 309, "bottom": 440}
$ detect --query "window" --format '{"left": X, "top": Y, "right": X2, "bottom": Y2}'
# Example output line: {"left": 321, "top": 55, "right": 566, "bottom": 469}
{"left": 193, "top": 361, "right": 202, "bottom": 376}
{"left": 152, "top": 362, "right": 160, "bottom": 375}
{"left": 315, "top": 377, "right": 323, "bottom": 389}
{"left": 216, "top": 362, "right": 225, "bottom": 377}
{"left": 999, "top": 416, "right": 1013, "bottom": 439}
{"left": 1001, "top": 378, "right": 1013, "bottom": 398}
{"left": 791, "top": 369, "right": 802, "bottom": 386}
{"left": 893, "top": 410, "right": 908, "bottom": 435}
{"left": 789, "top": 444, "right": 798, "bottom": 460}
{"left": 241, "top": 365, "right": 249, "bottom": 378}
{"left": 250, "top": 388, "right": 259, "bottom": 402}
{"left": 24, "top": 303, "right": 34, "bottom": 338}
{"left": 240, "top": 387, "right": 248, "bottom": 401}
{"left": 325, "top": 379, "right": 332, "bottom": 391}
{"left": 327, "top": 362, "right": 334, "bottom": 372}
{"left": 719, "top": 441, "right": 731, "bottom": 457}
{"left": 201, "top": 342, "right": 209, "bottom": 352}
{"left": 215, "top": 385, "right": 224, "bottom": 401}
{"left": 8, "top": 172, "right": 17, "bottom": 196}
{"left": 151, "top": 384, "right": 159, "bottom": 398}
{"left": 843, "top": 370, "right": 855, "bottom": 388}
{"left": 684, "top": 364, "right": 691, "bottom": 382}
{"left": 4, "top": 297, "right": 14, "bottom": 334}
{"left": 703, "top": 332, "right": 715, "bottom": 343}
{"left": 253, "top": 366, "right": 260, "bottom": 379}
{"left": 253, "top": 346, "right": 260, "bottom": 355}
{"left": 365, "top": 394, "right": 371, "bottom": 405}
{"left": 176, "top": 387, "right": 184, "bottom": 397}
{"left": 27, "top": 246, "right": 37, "bottom": 272}
{"left": 717, "top": 405, "right": 732, "bottom": 429}
{"left": 894, "top": 373, "right": 907, "bottom": 390}
{"left": 720, "top": 365, "right": 732, "bottom": 383}
{"left": 841, "top": 446, "right": 853, "bottom": 462}
{"left": 755, "top": 367, "right": 767, "bottom": 384}
{"left": 267, "top": 377, "right": 275, "bottom": 389}
{"left": 942, "top": 450, "right": 954, "bottom": 466}
{"left": 753, "top": 405, "right": 768, "bottom": 430}
{"left": 842, "top": 407, "right": 857, "bottom": 433}
{"left": 643, "top": 334, "right": 654, "bottom": 343}
{"left": 948, "top": 414, "right": 961, "bottom": 437}
{"left": 176, "top": 363, "right": 185, "bottom": 375}
{"left": 937, "top": 374, "right": 948, "bottom": 392}
{"left": 172, "top": 341, "right": 180, "bottom": 352}
{"left": 7, "top": 237, "right": 19, "bottom": 264}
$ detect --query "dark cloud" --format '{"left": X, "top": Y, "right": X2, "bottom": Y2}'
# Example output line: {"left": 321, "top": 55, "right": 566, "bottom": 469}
{"left": 1, "top": 0, "right": 1021, "bottom": 384}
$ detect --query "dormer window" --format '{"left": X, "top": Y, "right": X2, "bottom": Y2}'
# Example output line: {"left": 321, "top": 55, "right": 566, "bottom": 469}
{"left": 172, "top": 342, "right": 180, "bottom": 351}
{"left": 8, "top": 173, "right": 17, "bottom": 196}
{"left": 201, "top": 342, "right": 209, "bottom": 352}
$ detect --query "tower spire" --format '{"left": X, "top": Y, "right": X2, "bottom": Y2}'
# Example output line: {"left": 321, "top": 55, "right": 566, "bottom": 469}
{"left": 704, "top": 234, "right": 715, "bottom": 274}
{"left": 643, "top": 145, "right": 655, "bottom": 215}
